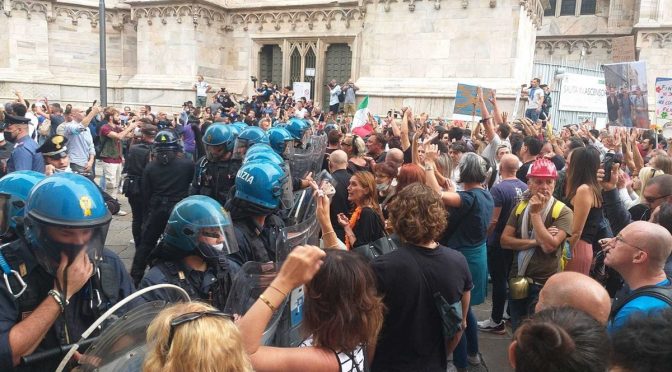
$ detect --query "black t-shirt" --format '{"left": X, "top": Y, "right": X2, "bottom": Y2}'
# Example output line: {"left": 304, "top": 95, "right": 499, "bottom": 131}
{"left": 516, "top": 160, "right": 534, "bottom": 183}
{"left": 371, "top": 244, "right": 473, "bottom": 372}
{"left": 352, "top": 207, "right": 384, "bottom": 247}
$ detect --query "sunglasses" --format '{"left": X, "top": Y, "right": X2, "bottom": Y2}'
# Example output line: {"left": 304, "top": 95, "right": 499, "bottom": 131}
{"left": 643, "top": 193, "right": 671, "bottom": 204}
{"left": 341, "top": 142, "right": 351, "bottom": 146}
{"left": 167, "top": 311, "right": 233, "bottom": 350}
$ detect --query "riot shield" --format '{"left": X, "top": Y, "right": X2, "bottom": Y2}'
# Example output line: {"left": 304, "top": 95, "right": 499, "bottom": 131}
{"left": 76, "top": 301, "right": 171, "bottom": 372}
{"left": 223, "top": 261, "right": 287, "bottom": 345}
{"left": 289, "top": 133, "right": 327, "bottom": 180}
{"left": 56, "top": 284, "right": 190, "bottom": 372}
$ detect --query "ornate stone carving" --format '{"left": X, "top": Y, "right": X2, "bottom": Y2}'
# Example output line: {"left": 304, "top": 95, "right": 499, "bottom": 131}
{"left": 228, "top": 8, "right": 365, "bottom": 32}
{"left": 2, "top": 0, "right": 126, "bottom": 28}
{"left": 536, "top": 38, "right": 612, "bottom": 55}
{"left": 131, "top": 4, "right": 225, "bottom": 27}
{"left": 519, "top": 0, "right": 544, "bottom": 29}
{"left": 641, "top": 32, "right": 672, "bottom": 48}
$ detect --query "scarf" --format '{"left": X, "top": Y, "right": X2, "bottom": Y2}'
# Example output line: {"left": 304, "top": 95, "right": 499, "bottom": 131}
{"left": 345, "top": 206, "right": 363, "bottom": 250}
{"left": 517, "top": 196, "right": 555, "bottom": 276}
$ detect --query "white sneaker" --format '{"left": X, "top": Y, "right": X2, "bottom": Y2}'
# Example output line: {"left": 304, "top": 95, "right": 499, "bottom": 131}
{"left": 117, "top": 210, "right": 128, "bottom": 216}
{"left": 446, "top": 361, "right": 458, "bottom": 372}
{"left": 477, "top": 318, "right": 506, "bottom": 334}
{"left": 129, "top": 239, "right": 135, "bottom": 244}
{"left": 467, "top": 353, "right": 481, "bottom": 366}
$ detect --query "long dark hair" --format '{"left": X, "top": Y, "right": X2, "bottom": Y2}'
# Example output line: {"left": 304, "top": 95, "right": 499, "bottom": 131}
{"left": 565, "top": 147, "right": 602, "bottom": 206}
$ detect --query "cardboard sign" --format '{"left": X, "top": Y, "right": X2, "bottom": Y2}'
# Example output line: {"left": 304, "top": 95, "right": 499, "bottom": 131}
{"left": 453, "top": 83, "right": 494, "bottom": 118}
{"left": 611, "top": 36, "right": 636, "bottom": 63}
{"left": 655, "top": 78, "right": 672, "bottom": 120}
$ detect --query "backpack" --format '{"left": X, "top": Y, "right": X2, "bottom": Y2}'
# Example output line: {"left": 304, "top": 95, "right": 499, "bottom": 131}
{"left": 337, "top": 89, "right": 346, "bottom": 103}
{"left": 514, "top": 199, "right": 570, "bottom": 270}
{"left": 609, "top": 279, "right": 672, "bottom": 322}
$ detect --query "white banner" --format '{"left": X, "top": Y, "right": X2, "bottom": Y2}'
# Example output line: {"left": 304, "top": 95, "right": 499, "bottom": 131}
{"left": 292, "top": 82, "right": 311, "bottom": 101}
{"left": 559, "top": 74, "right": 608, "bottom": 113}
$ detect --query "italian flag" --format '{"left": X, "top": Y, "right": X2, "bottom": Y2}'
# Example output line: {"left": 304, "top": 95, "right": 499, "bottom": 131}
{"left": 351, "top": 96, "right": 373, "bottom": 137}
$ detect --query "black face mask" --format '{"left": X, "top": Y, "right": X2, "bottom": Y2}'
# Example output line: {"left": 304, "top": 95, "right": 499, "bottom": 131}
{"left": 4, "top": 130, "right": 16, "bottom": 143}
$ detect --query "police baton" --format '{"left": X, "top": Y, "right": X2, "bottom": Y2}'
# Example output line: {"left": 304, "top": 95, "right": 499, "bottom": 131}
{"left": 20, "top": 337, "right": 99, "bottom": 366}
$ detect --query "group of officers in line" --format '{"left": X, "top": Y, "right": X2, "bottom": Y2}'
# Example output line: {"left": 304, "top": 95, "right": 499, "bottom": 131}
{"left": 0, "top": 114, "right": 316, "bottom": 371}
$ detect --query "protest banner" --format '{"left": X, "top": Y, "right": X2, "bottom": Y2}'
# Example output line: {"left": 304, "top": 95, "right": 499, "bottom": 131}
{"left": 655, "top": 78, "right": 672, "bottom": 120}
{"left": 292, "top": 82, "right": 311, "bottom": 100}
{"left": 603, "top": 61, "right": 650, "bottom": 128}
{"left": 453, "top": 83, "right": 494, "bottom": 118}
{"left": 558, "top": 73, "right": 608, "bottom": 113}
{"left": 611, "top": 36, "right": 636, "bottom": 63}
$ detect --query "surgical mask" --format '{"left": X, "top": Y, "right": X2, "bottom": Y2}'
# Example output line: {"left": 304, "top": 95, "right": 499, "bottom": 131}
{"left": 376, "top": 182, "right": 390, "bottom": 191}
{"left": 211, "top": 243, "right": 224, "bottom": 252}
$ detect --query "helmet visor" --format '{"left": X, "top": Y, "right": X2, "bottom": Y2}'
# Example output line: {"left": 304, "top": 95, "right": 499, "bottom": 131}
{"left": 0, "top": 194, "right": 10, "bottom": 236}
{"left": 232, "top": 138, "right": 251, "bottom": 160}
{"left": 27, "top": 218, "right": 110, "bottom": 276}
{"left": 281, "top": 141, "right": 294, "bottom": 159}
{"left": 197, "top": 224, "right": 239, "bottom": 256}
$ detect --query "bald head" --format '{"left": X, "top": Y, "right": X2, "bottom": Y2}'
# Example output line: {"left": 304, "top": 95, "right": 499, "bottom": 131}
{"left": 536, "top": 272, "right": 611, "bottom": 324}
{"left": 385, "top": 148, "right": 404, "bottom": 168}
{"left": 627, "top": 221, "right": 672, "bottom": 271}
{"left": 500, "top": 154, "right": 520, "bottom": 175}
{"left": 329, "top": 150, "right": 348, "bottom": 170}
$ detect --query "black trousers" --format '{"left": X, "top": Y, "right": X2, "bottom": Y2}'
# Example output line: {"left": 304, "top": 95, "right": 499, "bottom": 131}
{"left": 130, "top": 200, "right": 176, "bottom": 286}
{"left": 487, "top": 245, "right": 513, "bottom": 323}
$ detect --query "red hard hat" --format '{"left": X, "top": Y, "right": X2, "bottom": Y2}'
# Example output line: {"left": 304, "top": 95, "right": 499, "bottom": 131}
{"left": 527, "top": 158, "right": 558, "bottom": 179}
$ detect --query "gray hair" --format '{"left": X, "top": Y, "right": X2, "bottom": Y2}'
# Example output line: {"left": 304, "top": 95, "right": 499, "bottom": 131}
{"left": 459, "top": 152, "right": 489, "bottom": 184}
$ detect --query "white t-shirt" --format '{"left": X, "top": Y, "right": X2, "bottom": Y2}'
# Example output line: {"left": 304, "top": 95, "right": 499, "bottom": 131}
{"left": 528, "top": 88, "right": 543, "bottom": 110}
{"left": 195, "top": 81, "right": 209, "bottom": 97}
{"left": 294, "top": 108, "right": 308, "bottom": 119}
{"left": 329, "top": 85, "right": 342, "bottom": 106}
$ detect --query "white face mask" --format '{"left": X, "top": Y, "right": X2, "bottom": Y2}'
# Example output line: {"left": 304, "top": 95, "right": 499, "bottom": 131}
{"left": 211, "top": 243, "right": 224, "bottom": 252}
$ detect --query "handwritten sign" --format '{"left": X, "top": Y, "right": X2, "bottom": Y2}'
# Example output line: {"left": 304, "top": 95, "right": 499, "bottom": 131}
{"left": 612, "top": 36, "right": 636, "bottom": 63}
{"left": 453, "top": 83, "right": 494, "bottom": 118}
{"left": 655, "top": 78, "right": 672, "bottom": 120}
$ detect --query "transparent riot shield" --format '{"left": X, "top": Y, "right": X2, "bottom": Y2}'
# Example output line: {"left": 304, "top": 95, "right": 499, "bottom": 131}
{"left": 56, "top": 284, "right": 190, "bottom": 372}
{"left": 223, "top": 261, "right": 287, "bottom": 346}
{"left": 76, "top": 301, "right": 171, "bottom": 372}
{"left": 289, "top": 134, "right": 327, "bottom": 180}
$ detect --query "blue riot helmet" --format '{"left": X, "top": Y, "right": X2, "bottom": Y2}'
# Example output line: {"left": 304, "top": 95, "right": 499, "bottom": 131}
{"left": 232, "top": 126, "right": 270, "bottom": 160}
{"left": 231, "top": 122, "right": 248, "bottom": 135}
{"left": 154, "top": 130, "right": 180, "bottom": 151}
{"left": 286, "top": 118, "right": 309, "bottom": 142}
{"left": 162, "top": 195, "right": 239, "bottom": 257}
{"left": 244, "top": 146, "right": 284, "bottom": 167}
{"left": 323, "top": 123, "right": 338, "bottom": 135}
{"left": 234, "top": 162, "right": 288, "bottom": 210}
{"left": 203, "top": 124, "right": 236, "bottom": 162}
{"left": 24, "top": 173, "right": 112, "bottom": 276}
{"left": 0, "top": 171, "right": 46, "bottom": 237}
{"left": 267, "top": 127, "right": 294, "bottom": 159}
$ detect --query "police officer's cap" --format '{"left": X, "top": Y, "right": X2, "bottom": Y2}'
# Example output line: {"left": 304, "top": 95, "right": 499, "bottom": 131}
{"left": 1, "top": 113, "right": 31, "bottom": 129}
{"left": 37, "top": 135, "right": 68, "bottom": 158}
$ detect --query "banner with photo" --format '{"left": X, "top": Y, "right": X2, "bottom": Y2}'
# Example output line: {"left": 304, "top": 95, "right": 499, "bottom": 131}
{"left": 655, "top": 78, "right": 672, "bottom": 120}
{"left": 558, "top": 73, "right": 608, "bottom": 113}
{"left": 603, "top": 61, "right": 650, "bottom": 128}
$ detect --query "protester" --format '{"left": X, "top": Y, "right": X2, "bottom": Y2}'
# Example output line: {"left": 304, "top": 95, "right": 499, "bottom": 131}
{"left": 337, "top": 171, "right": 385, "bottom": 249}
{"left": 144, "top": 302, "right": 252, "bottom": 372}
{"left": 372, "top": 183, "right": 472, "bottom": 371}
{"left": 610, "top": 308, "right": 672, "bottom": 372}
{"left": 535, "top": 271, "right": 612, "bottom": 325}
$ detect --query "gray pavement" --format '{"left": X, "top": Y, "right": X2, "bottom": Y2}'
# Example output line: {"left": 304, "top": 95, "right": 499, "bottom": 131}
{"left": 105, "top": 177, "right": 513, "bottom": 372}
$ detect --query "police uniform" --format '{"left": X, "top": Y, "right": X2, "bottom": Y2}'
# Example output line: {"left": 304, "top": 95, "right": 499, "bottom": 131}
{"left": 36, "top": 134, "right": 72, "bottom": 174}
{"left": 0, "top": 242, "right": 136, "bottom": 371}
{"left": 131, "top": 141, "right": 194, "bottom": 285}
{"left": 4, "top": 114, "right": 44, "bottom": 174}
{"left": 122, "top": 125, "right": 157, "bottom": 248}
{"left": 190, "top": 156, "right": 242, "bottom": 206}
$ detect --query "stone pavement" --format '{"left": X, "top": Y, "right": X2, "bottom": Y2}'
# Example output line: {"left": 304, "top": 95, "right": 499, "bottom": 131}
{"left": 105, "top": 187, "right": 513, "bottom": 372}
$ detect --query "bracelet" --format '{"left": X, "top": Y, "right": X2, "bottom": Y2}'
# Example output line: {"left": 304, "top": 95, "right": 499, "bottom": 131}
{"left": 268, "top": 285, "right": 288, "bottom": 297}
{"left": 48, "top": 289, "right": 67, "bottom": 312}
{"left": 258, "top": 294, "right": 277, "bottom": 312}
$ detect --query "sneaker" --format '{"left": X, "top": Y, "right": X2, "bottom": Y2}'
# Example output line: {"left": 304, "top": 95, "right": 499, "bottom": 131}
{"left": 129, "top": 239, "right": 135, "bottom": 244}
{"left": 467, "top": 353, "right": 481, "bottom": 366}
{"left": 117, "top": 210, "right": 128, "bottom": 216}
{"left": 446, "top": 362, "right": 458, "bottom": 372}
{"left": 477, "top": 318, "right": 506, "bottom": 335}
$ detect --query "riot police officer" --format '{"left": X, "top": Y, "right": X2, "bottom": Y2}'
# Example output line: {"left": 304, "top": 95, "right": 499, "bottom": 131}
{"left": 286, "top": 118, "right": 310, "bottom": 149}
{"left": 226, "top": 161, "right": 288, "bottom": 266}
{"left": 0, "top": 171, "right": 45, "bottom": 243}
{"left": 231, "top": 126, "right": 269, "bottom": 160}
{"left": 139, "top": 195, "right": 238, "bottom": 308}
{"left": 190, "top": 124, "right": 240, "bottom": 206}
{"left": 122, "top": 124, "right": 157, "bottom": 250}
{"left": 131, "top": 130, "right": 193, "bottom": 286}
{"left": 0, "top": 173, "right": 135, "bottom": 371}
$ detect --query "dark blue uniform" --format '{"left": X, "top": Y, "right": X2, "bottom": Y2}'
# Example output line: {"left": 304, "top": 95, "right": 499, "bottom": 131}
{"left": 190, "top": 157, "right": 241, "bottom": 207}
{"left": 7, "top": 136, "right": 44, "bottom": 173}
{"left": 0, "top": 242, "right": 136, "bottom": 371}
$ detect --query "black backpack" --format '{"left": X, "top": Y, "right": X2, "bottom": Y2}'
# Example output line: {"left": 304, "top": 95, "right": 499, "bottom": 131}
{"left": 338, "top": 89, "right": 346, "bottom": 103}
{"left": 609, "top": 279, "right": 672, "bottom": 322}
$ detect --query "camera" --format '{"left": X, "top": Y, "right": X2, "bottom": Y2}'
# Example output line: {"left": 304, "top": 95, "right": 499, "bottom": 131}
{"left": 602, "top": 153, "right": 622, "bottom": 183}
{"left": 250, "top": 76, "right": 258, "bottom": 83}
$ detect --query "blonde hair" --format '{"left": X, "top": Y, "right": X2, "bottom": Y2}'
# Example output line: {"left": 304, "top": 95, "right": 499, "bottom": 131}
{"left": 637, "top": 166, "right": 664, "bottom": 198}
{"left": 143, "top": 302, "right": 252, "bottom": 372}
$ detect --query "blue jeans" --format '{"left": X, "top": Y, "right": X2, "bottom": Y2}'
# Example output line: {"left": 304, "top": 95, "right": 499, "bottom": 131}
{"left": 452, "top": 308, "right": 479, "bottom": 369}
{"left": 508, "top": 283, "right": 543, "bottom": 332}
{"left": 525, "top": 108, "right": 540, "bottom": 123}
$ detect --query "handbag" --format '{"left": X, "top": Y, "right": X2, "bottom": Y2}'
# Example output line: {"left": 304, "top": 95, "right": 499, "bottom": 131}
{"left": 352, "top": 215, "right": 397, "bottom": 261}
{"left": 406, "top": 247, "right": 463, "bottom": 340}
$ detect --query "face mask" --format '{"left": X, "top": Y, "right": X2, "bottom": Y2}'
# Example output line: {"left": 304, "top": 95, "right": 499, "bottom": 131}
{"left": 211, "top": 243, "right": 224, "bottom": 252}
{"left": 376, "top": 182, "right": 390, "bottom": 191}
{"left": 3, "top": 131, "right": 16, "bottom": 143}
{"left": 197, "top": 242, "right": 222, "bottom": 259}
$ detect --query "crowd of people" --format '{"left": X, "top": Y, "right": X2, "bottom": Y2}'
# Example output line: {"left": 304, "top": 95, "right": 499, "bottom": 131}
{"left": 0, "top": 77, "right": 671, "bottom": 372}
